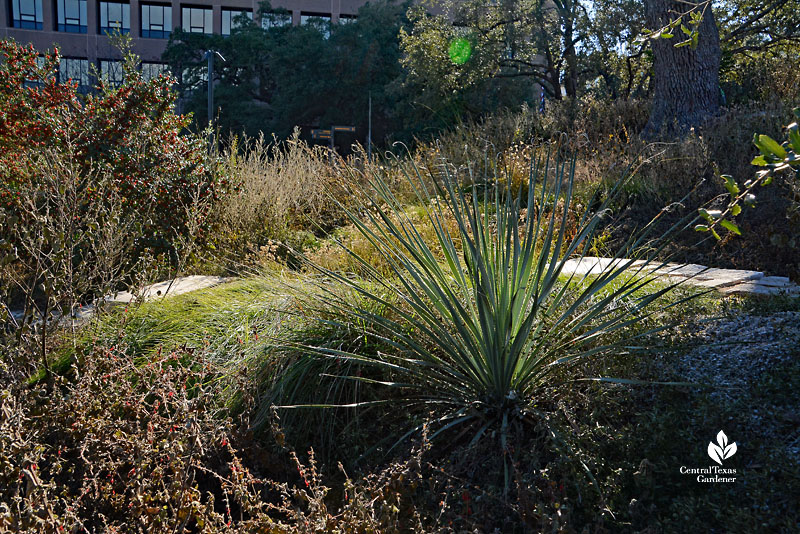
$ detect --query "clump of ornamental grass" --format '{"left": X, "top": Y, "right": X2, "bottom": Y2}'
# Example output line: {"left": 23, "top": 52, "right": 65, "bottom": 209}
{"left": 264, "top": 144, "right": 699, "bottom": 459}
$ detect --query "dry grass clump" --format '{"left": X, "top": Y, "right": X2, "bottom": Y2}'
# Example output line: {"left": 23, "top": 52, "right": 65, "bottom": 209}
{"left": 413, "top": 106, "right": 543, "bottom": 171}
{"left": 417, "top": 97, "right": 793, "bottom": 194}
{"left": 211, "top": 131, "right": 364, "bottom": 271}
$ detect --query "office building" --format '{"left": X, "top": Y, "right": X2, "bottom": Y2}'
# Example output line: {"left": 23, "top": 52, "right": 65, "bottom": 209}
{"left": 1, "top": 0, "right": 367, "bottom": 86}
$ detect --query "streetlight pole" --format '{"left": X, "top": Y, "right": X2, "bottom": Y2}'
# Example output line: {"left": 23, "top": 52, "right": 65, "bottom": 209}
{"left": 204, "top": 50, "right": 225, "bottom": 151}
{"left": 207, "top": 50, "right": 214, "bottom": 125}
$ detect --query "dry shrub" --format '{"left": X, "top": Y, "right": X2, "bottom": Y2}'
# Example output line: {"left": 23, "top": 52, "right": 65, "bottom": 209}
{"left": 0, "top": 346, "right": 437, "bottom": 532}
{"left": 703, "top": 101, "right": 792, "bottom": 179}
{"left": 573, "top": 102, "right": 800, "bottom": 278}
{"left": 269, "top": 444, "right": 428, "bottom": 533}
{"left": 0, "top": 347, "right": 253, "bottom": 531}
{"left": 0, "top": 146, "right": 186, "bottom": 379}
{"left": 419, "top": 97, "right": 790, "bottom": 200}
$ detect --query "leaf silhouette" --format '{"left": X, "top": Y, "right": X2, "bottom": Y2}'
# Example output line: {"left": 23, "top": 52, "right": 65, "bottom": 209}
{"left": 717, "top": 430, "right": 728, "bottom": 449}
{"left": 723, "top": 442, "right": 737, "bottom": 459}
{"left": 708, "top": 442, "right": 724, "bottom": 465}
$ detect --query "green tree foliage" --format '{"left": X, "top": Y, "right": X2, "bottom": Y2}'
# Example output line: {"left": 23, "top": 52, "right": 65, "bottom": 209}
{"left": 157, "top": 0, "right": 800, "bottom": 151}
{"left": 717, "top": 0, "right": 800, "bottom": 56}
{"left": 717, "top": 0, "right": 800, "bottom": 102}
{"left": 398, "top": 4, "right": 533, "bottom": 126}
{"left": 580, "top": 0, "right": 651, "bottom": 99}
{"left": 399, "top": 0, "right": 581, "bottom": 103}
{"left": 164, "top": 1, "right": 412, "bottom": 143}
{"left": 161, "top": 0, "right": 800, "bottom": 142}
{"left": 401, "top": 0, "right": 799, "bottom": 129}
{"left": 398, "top": 0, "right": 681, "bottom": 110}
{"left": 697, "top": 108, "right": 800, "bottom": 238}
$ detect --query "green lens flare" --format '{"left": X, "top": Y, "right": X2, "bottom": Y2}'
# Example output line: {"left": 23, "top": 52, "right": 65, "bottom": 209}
{"left": 448, "top": 38, "right": 472, "bottom": 65}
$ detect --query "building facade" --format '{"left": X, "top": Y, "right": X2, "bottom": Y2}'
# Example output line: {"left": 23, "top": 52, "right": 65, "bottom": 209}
{"left": 2, "top": 0, "right": 368, "bottom": 85}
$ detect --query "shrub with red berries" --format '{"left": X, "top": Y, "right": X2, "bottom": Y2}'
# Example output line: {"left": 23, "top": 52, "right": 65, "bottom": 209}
{"left": 0, "top": 39, "right": 224, "bottom": 251}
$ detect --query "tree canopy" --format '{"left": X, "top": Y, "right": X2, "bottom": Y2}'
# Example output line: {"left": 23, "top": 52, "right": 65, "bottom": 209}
{"left": 163, "top": 0, "right": 800, "bottom": 143}
{"left": 164, "top": 1, "right": 414, "bottom": 145}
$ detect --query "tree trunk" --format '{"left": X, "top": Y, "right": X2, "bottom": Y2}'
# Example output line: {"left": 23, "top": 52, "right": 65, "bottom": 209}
{"left": 643, "top": 0, "right": 721, "bottom": 137}
{"left": 558, "top": 0, "right": 579, "bottom": 99}
{"left": 543, "top": 48, "right": 563, "bottom": 100}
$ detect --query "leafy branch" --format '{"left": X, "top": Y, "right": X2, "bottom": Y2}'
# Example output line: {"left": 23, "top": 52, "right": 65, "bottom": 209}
{"left": 696, "top": 107, "right": 800, "bottom": 238}
{"left": 637, "top": 0, "right": 712, "bottom": 49}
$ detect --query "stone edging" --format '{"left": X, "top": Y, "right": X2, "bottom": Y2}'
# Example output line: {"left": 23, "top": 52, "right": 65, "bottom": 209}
{"left": 560, "top": 257, "right": 799, "bottom": 296}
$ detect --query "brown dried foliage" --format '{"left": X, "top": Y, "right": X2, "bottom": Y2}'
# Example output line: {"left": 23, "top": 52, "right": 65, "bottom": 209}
{"left": 0, "top": 347, "right": 431, "bottom": 533}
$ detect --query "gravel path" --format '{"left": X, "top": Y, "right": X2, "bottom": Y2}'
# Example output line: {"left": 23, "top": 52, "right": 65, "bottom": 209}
{"left": 677, "top": 311, "right": 800, "bottom": 395}
{"left": 675, "top": 311, "right": 800, "bottom": 458}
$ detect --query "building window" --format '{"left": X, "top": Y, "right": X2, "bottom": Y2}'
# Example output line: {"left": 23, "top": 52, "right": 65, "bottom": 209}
{"left": 181, "top": 6, "right": 212, "bottom": 35}
{"left": 221, "top": 8, "right": 252, "bottom": 36}
{"left": 100, "top": 59, "right": 124, "bottom": 87}
{"left": 141, "top": 62, "right": 169, "bottom": 81}
{"left": 300, "top": 12, "right": 330, "bottom": 39}
{"left": 339, "top": 14, "right": 357, "bottom": 24}
{"left": 59, "top": 57, "right": 90, "bottom": 92}
{"left": 11, "top": 0, "right": 43, "bottom": 29}
{"left": 56, "top": 0, "right": 88, "bottom": 33}
{"left": 261, "top": 9, "right": 291, "bottom": 29}
{"left": 141, "top": 3, "right": 171, "bottom": 38}
{"left": 99, "top": 2, "right": 130, "bottom": 35}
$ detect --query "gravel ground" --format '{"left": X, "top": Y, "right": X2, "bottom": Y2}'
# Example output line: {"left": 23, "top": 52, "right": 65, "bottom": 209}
{"left": 675, "top": 311, "right": 800, "bottom": 458}
{"left": 677, "top": 311, "right": 800, "bottom": 393}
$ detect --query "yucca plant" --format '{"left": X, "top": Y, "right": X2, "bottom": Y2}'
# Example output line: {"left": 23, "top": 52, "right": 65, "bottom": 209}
{"left": 270, "top": 146, "right": 696, "bottom": 450}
